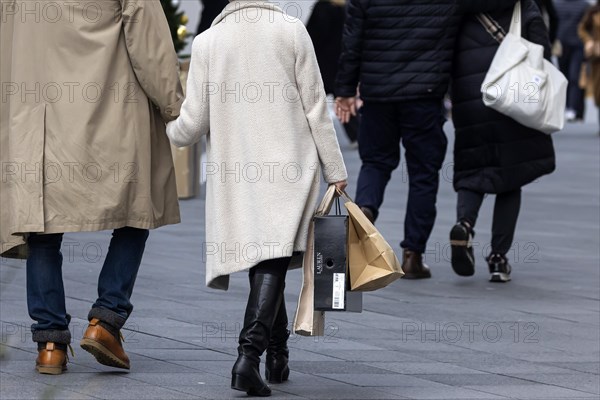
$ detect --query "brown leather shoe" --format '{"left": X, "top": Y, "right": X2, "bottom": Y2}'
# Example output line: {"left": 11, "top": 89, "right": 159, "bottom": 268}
{"left": 400, "top": 249, "right": 432, "bottom": 279}
{"left": 36, "top": 342, "right": 68, "bottom": 375}
{"left": 80, "top": 318, "right": 130, "bottom": 369}
{"left": 360, "top": 207, "right": 375, "bottom": 224}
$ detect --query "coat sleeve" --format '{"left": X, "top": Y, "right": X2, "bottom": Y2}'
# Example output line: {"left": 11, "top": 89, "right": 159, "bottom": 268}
{"left": 334, "top": 0, "right": 366, "bottom": 98}
{"left": 166, "top": 37, "right": 210, "bottom": 148}
{"left": 524, "top": 0, "right": 552, "bottom": 59}
{"left": 543, "top": 0, "right": 559, "bottom": 44}
{"left": 456, "top": 0, "right": 517, "bottom": 14}
{"left": 294, "top": 22, "right": 348, "bottom": 184}
{"left": 121, "top": 0, "right": 184, "bottom": 122}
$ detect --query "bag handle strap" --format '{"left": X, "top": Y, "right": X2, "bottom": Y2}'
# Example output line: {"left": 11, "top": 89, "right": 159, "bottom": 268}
{"left": 335, "top": 187, "right": 355, "bottom": 203}
{"left": 315, "top": 185, "right": 339, "bottom": 216}
{"left": 476, "top": 13, "right": 506, "bottom": 43}
{"left": 509, "top": 1, "right": 522, "bottom": 38}
{"left": 477, "top": 1, "right": 521, "bottom": 43}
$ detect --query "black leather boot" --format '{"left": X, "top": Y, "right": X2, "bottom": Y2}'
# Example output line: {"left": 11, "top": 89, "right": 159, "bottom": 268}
{"left": 265, "top": 292, "right": 289, "bottom": 384}
{"left": 231, "top": 273, "right": 285, "bottom": 397}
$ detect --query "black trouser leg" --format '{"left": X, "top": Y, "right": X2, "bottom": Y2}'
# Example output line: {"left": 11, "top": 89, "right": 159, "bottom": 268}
{"left": 456, "top": 189, "right": 485, "bottom": 228}
{"left": 491, "top": 189, "right": 521, "bottom": 255}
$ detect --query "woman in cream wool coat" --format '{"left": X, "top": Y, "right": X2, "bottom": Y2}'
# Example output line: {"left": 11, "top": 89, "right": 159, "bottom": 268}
{"left": 166, "top": 0, "right": 348, "bottom": 396}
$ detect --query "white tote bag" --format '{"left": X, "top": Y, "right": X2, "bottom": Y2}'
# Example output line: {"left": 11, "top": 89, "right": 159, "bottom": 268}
{"left": 480, "top": 1, "right": 567, "bottom": 134}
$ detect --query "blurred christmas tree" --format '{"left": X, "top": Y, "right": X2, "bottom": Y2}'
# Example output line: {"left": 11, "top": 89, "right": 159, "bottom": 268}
{"left": 160, "top": 0, "right": 190, "bottom": 54}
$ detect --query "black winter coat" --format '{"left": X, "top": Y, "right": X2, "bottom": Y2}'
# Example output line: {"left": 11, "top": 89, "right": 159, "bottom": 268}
{"left": 196, "top": 0, "right": 229, "bottom": 35}
{"left": 451, "top": 0, "right": 556, "bottom": 194}
{"left": 306, "top": 1, "right": 347, "bottom": 95}
{"left": 335, "top": 0, "right": 518, "bottom": 101}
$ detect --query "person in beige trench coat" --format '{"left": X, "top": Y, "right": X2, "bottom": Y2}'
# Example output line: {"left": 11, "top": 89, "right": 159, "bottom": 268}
{"left": 166, "top": 1, "right": 348, "bottom": 396}
{"left": 0, "top": 0, "right": 183, "bottom": 374}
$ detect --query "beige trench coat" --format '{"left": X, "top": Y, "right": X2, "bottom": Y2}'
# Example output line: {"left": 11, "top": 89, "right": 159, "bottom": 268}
{"left": 1, "top": 0, "right": 184, "bottom": 258}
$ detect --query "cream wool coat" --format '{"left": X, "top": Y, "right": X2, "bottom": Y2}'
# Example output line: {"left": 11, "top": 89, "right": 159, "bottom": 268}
{"left": 1, "top": 0, "right": 183, "bottom": 258}
{"left": 167, "top": 1, "right": 348, "bottom": 289}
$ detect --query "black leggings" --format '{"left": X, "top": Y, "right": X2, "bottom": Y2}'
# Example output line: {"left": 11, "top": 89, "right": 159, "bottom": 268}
{"left": 457, "top": 189, "right": 521, "bottom": 255}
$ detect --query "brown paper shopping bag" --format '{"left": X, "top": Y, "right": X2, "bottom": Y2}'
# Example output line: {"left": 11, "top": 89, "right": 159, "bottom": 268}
{"left": 293, "top": 186, "right": 338, "bottom": 336}
{"left": 339, "top": 190, "right": 404, "bottom": 291}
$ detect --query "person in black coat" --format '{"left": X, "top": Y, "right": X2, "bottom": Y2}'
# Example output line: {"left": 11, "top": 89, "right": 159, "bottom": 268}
{"left": 449, "top": 0, "right": 556, "bottom": 282}
{"left": 334, "top": 0, "right": 518, "bottom": 280}
{"left": 306, "top": 0, "right": 360, "bottom": 145}
{"left": 196, "top": 0, "right": 229, "bottom": 35}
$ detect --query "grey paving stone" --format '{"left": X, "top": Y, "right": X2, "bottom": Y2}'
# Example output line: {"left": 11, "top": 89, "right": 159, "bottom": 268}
{"left": 503, "top": 373, "right": 600, "bottom": 395}
{"left": 319, "top": 373, "right": 446, "bottom": 388}
{"left": 378, "top": 384, "right": 509, "bottom": 399}
{"left": 280, "top": 384, "right": 405, "bottom": 399}
{"left": 550, "top": 362, "right": 600, "bottom": 375}
{"left": 465, "top": 384, "right": 599, "bottom": 399}
{"left": 290, "top": 361, "right": 394, "bottom": 375}
{"left": 412, "top": 373, "right": 536, "bottom": 386}
{"left": 366, "top": 362, "right": 488, "bottom": 375}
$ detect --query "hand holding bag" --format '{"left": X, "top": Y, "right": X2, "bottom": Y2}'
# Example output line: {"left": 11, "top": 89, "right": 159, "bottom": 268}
{"left": 480, "top": 1, "right": 567, "bottom": 134}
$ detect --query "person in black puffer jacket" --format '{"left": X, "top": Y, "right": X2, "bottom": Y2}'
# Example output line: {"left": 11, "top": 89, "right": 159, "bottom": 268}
{"left": 449, "top": 0, "right": 556, "bottom": 283}
{"left": 334, "top": 0, "right": 517, "bottom": 280}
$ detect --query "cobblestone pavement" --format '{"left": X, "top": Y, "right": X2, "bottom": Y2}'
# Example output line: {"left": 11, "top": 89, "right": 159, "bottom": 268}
{"left": 1, "top": 111, "right": 599, "bottom": 399}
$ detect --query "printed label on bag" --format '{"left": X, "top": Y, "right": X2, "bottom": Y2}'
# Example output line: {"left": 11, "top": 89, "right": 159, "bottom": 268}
{"left": 316, "top": 252, "right": 323, "bottom": 275}
{"left": 332, "top": 273, "right": 345, "bottom": 310}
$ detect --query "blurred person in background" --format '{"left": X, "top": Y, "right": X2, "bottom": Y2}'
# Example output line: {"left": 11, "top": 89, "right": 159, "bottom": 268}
{"left": 306, "top": 0, "right": 361, "bottom": 147}
{"left": 556, "top": 0, "right": 590, "bottom": 121}
{"left": 449, "top": 0, "right": 556, "bottom": 283}
{"left": 197, "top": 0, "right": 229, "bottom": 35}
{"left": 579, "top": 0, "right": 600, "bottom": 133}
{"left": 334, "top": 0, "right": 518, "bottom": 280}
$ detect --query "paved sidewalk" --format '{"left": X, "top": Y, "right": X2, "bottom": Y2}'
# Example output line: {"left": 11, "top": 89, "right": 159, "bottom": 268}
{"left": 1, "top": 115, "right": 599, "bottom": 399}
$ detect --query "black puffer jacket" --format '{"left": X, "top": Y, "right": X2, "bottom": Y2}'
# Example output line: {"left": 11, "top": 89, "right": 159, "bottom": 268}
{"left": 451, "top": 0, "right": 556, "bottom": 194}
{"left": 335, "top": 0, "right": 518, "bottom": 101}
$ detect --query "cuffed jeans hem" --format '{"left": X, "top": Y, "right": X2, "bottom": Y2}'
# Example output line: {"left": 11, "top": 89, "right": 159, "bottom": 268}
{"left": 400, "top": 243, "right": 426, "bottom": 255}
{"left": 32, "top": 329, "right": 71, "bottom": 344}
{"left": 88, "top": 307, "right": 126, "bottom": 330}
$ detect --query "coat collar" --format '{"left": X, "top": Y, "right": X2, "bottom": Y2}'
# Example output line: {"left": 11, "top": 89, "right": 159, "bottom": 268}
{"left": 211, "top": 1, "right": 284, "bottom": 27}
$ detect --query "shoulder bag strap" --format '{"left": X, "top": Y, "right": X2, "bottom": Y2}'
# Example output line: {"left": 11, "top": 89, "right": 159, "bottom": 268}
{"left": 476, "top": 13, "right": 507, "bottom": 44}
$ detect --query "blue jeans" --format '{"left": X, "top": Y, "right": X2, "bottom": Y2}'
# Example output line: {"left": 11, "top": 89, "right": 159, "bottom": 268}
{"left": 355, "top": 100, "right": 448, "bottom": 254}
{"left": 26, "top": 227, "right": 149, "bottom": 343}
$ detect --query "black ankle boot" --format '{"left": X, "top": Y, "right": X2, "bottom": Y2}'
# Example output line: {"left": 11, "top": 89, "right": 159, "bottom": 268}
{"left": 265, "top": 293, "right": 290, "bottom": 384}
{"left": 231, "top": 273, "right": 285, "bottom": 397}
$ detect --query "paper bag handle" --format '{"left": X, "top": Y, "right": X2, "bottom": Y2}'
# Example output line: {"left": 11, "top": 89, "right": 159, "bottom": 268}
{"left": 335, "top": 187, "right": 355, "bottom": 203}
{"left": 316, "top": 185, "right": 339, "bottom": 216}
